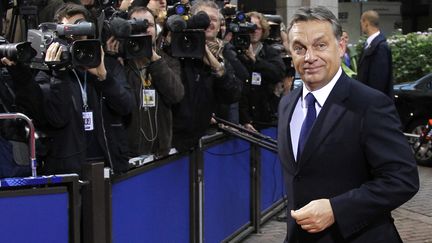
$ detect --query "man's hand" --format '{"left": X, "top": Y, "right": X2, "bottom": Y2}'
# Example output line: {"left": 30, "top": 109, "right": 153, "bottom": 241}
{"left": 87, "top": 47, "right": 107, "bottom": 81}
{"left": 243, "top": 123, "right": 257, "bottom": 132}
{"left": 45, "top": 42, "right": 63, "bottom": 62}
{"left": 244, "top": 44, "right": 256, "bottom": 63}
{"left": 203, "top": 45, "right": 224, "bottom": 76}
{"left": 291, "top": 199, "right": 335, "bottom": 233}
{"left": 105, "top": 36, "right": 120, "bottom": 55}
{"left": 1, "top": 57, "right": 16, "bottom": 66}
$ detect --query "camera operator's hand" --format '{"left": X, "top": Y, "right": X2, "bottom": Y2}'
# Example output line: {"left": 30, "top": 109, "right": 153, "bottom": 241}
{"left": 244, "top": 123, "right": 257, "bottom": 132}
{"left": 106, "top": 36, "right": 120, "bottom": 55}
{"left": 151, "top": 49, "right": 161, "bottom": 62}
{"left": 87, "top": 47, "right": 107, "bottom": 81}
{"left": 245, "top": 44, "right": 256, "bottom": 63}
{"left": 45, "top": 42, "right": 63, "bottom": 62}
{"left": 203, "top": 45, "right": 225, "bottom": 77}
{"left": 1, "top": 57, "right": 16, "bottom": 66}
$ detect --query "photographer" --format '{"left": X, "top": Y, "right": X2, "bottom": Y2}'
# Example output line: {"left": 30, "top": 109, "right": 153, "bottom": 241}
{"left": 171, "top": 0, "right": 242, "bottom": 151}
{"left": 216, "top": 11, "right": 249, "bottom": 123}
{"left": 238, "top": 11, "right": 285, "bottom": 131}
{"left": 34, "top": 3, "right": 133, "bottom": 175}
{"left": 120, "top": 6, "right": 184, "bottom": 158}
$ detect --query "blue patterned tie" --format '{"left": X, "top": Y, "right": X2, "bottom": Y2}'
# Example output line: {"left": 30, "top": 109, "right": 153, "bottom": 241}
{"left": 297, "top": 93, "right": 316, "bottom": 159}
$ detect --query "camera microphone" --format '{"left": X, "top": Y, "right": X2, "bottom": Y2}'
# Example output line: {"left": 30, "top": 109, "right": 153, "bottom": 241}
{"left": 109, "top": 17, "right": 132, "bottom": 38}
{"left": 166, "top": 14, "right": 187, "bottom": 32}
{"left": 187, "top": 11, "right": 210, "bottom": 30}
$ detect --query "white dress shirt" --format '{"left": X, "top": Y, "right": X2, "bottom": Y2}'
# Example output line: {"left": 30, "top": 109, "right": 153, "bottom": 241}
{"left": 290, "top": 67, "right": 342, "bottom": 160}
{"left": 365, "top": 31, "right": 380, "bottom": 49}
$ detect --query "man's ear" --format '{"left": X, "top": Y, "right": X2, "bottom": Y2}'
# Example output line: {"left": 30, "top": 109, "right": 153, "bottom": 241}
{"left": 338, "top": 39, "right": 345, "bottom": 58}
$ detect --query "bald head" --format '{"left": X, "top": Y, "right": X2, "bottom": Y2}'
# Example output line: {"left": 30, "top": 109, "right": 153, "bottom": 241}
{"left": 361, "top": 10, "right": 379, "bottom": 27}
{"left": 360, "top": 10, "right": 380, "bottom": 36}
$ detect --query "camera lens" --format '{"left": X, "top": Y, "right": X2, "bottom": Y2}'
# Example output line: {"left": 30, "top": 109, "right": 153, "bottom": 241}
{"left": 71, "top": 40, "right": 101, "bottom": 68}
{"left": 0, "top": 42, "right": 36, "bottom": 62}
{"left": 236, "top": 12, "right": 246, "bottom": 22}
{"left": 126, "top": 39, "right": 142, "bottom": 55}
{"left": 73, "top": 45, "right": 94, "bottom": 63}
{"left": 175, "top": 4, "right": 186, "bottom": 15}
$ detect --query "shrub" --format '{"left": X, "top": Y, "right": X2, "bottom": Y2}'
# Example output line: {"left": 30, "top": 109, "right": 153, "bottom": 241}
{"left": 354, "top": 30, "right": 432, "bottom": 84}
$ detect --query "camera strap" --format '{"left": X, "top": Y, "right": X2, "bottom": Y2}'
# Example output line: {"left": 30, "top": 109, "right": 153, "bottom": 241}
{"left": 73, "top": 69, "right": 94, "bottom": 131}
{"left": 72, "top": 69, "right": 88, "bottom": 111}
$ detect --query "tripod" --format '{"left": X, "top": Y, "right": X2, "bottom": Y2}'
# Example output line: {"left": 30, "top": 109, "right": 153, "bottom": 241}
{"left": 7, "top": 0, "right": 42, "bottom": 42}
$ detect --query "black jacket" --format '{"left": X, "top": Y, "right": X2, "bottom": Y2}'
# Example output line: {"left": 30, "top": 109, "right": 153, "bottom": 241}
{"left": 357, "top": 33, "right": 393, "bottom": 98}
{"left": 239, "top": 42, "right": 285, "bottom": 126}
{"left": 125, "top": 53, "right": 184, "bottom": 157}
{"left": 35, "top": 56, "right": 133, "bottom": 174}
{"left": 278, "top": 72, "right": 418, "bottom": 243}
{"left": 172, "top": 57, "right": 242, "bottom": 151}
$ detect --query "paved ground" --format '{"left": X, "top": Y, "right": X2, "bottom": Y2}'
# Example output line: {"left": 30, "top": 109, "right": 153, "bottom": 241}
{"left": 242, "top": 166, "right": 432, "bottom": 243}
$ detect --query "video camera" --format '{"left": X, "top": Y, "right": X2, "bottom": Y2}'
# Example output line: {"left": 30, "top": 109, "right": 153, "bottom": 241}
{"left": 0, "top": 37, "right": 36, "bottom": 63}
{"left": 27, "top": 20, "right": 101, "bottom": 70}
{"left": 101, "top": 10, "right": 152, "bottom": 59}
{"left": 165, "top": 9, "right": 210, "bottom": 59}
{"left": 222, "top": 8, "right": 256, "bottom": 52}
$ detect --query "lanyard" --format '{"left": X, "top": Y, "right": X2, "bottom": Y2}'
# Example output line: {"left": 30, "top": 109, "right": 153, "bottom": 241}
{"left": 72, "top": 69, "right": 88, "bottom": 111}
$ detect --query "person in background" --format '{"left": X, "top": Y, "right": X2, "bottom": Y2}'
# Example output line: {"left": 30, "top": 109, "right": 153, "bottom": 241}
{"left": 35, "top": 3, "right": 133, "bottom": 175}
{"left": 357, "top": 10, "right": 393, "bottom": 98}
{"left": 171, "top": 0, "right": 242, "bottom": 151}
{"left": 278, "top": 6, "right": 418, "bottom": 243}
{"left": 121, "top": 6, "right": 184, "bottom": 158}
{"left": 238, "top": 11, "right": 285, "bottom": 131}
{"left": 340, "top": 30, "right": 357, "bottom": 78}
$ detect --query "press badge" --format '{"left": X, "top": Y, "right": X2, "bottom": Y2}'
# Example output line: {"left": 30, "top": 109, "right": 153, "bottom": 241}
{"left": 83, "top": 111, "right": 94, "bottom": 131}
{"left": 142, "top": 89, "right": 156, "bottom": 107}
{"left": 251, "top": 72, "right": 262, "bottom": 86}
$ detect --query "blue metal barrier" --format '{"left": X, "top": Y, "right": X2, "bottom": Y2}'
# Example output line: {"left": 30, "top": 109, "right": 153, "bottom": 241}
{"left": 111, "top": 156, "right": 190, "bottom": 243}
{"left": 260, "top": 128, "right": 286, "bottom": 214}
{"left": 203, "top": 138, "right": 251, "bottom": 243}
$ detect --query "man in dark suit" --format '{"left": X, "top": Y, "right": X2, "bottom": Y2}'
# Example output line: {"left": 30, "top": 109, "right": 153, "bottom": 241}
{"left": 278, "top": 6, "right": 419, "bottom": 243}
{"left": 357, "top": 10, "right": 393, "bottom": 98}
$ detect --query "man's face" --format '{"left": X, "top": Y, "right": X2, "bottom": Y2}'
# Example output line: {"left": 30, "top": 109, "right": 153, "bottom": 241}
{"left": 147, "top": 0, "right": 164, "bottom": 13}
{"left": 250, "top": 16, "right": 263, "bottom": 44}
{"left": 289, "top": 20, "right": 343, "bottom": 91}
{"left": 198, "top": 6, "right": 220, "bottom": 40}
{"left": 130, "top": 10, "right": 156, "bottom": 43}
{"left": 341, "top": 31, "right": 349, "bottom": 44}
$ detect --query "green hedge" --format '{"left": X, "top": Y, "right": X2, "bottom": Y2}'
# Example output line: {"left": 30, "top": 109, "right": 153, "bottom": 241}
{"left": 355, "top": 30, "right": 432, "bottom": 84}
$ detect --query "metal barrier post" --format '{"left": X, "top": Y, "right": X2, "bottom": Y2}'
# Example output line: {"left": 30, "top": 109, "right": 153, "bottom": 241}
{"left": 0, "top": 113, "right": 36, "bottom": 176}
{"left": 81, "top": 162, "right": 106, "bottom": 243}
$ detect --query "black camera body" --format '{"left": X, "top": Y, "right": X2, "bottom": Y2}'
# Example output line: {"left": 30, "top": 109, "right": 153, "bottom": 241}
{"left": 102, "top": 11, "right": 153, "bottom": 59}
{"left": 0, "top": 37, "right": 36, "bottom": 63}
{"left": 27, "top": 21, "right": 101, "bottom": 70}
{"left": 167, "top": 11, "right": 210, "bottom": 59}
{"left": 224, "top": 11, "right": 256, "bottom": 51}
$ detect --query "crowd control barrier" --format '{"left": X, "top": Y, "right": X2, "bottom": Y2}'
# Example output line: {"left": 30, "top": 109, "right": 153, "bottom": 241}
{"left": 0, "top": 126, "right": 286, "bottom": 243}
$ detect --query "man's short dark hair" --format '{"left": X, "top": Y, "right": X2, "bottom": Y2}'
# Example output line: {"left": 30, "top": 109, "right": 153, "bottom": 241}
{"left": 54, "top": 3, "right": 92, "bottom": 23}
{"left": 128, "top": 6, "right": 155, "bottom": 19}
{"left": 287, "top": 6, "right": 342, "bottom": 40}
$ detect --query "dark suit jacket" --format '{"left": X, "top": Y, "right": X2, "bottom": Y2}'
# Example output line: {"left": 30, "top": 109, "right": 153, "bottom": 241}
{"left": 357, "top": 33, "right": 393, "bottom": 98}
{"left": 277, "top": 72, "right": 419, "bottom": 243}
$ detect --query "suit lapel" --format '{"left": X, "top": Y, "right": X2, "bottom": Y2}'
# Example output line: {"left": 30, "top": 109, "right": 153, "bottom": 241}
{"left": 297, "top": 73, "right": 351, "bottom": 168}
{"left": 359, "top": 33, "right": 385, "bottom": 65}
{"left": 279, "top": 87, "right": 302, "bottom": 172}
